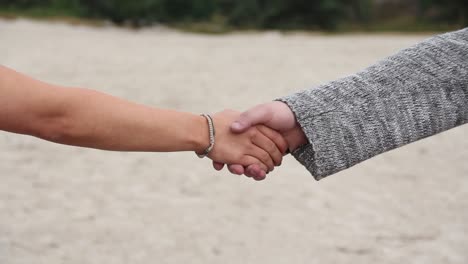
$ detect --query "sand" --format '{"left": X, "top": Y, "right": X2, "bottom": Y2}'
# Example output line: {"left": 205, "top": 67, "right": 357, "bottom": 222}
{"left": 0, "top": 19, "right": 467, "bottom": 264}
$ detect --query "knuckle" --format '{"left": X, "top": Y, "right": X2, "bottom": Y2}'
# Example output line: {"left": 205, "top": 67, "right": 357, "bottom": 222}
{"left": 267, "top": 142, "right": 278, "bottom": 153}
{"left": 271, "top": 134, "right": 286, "bottom": 150}
{"left": 274, "top": 134, "right": 285, "bottom": 147}
{"left": 237, "top": 154, "right": 247, "bottom": 163}
{"left": 240, "top": 155, "right": 252, "bottom": 165}
{"left": 248, "top": 129, "right": 258, "bottom": 138}
{"left": 246, "top": 144, "right": 255, "bottom": 153}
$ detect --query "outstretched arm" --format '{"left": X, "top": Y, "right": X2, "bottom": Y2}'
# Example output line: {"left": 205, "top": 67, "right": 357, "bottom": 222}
{"left": 0, "top": 65, "right": 287, "bottom": 172}
{"left": 223, "top": 28, "right": 468, "bottom": 180}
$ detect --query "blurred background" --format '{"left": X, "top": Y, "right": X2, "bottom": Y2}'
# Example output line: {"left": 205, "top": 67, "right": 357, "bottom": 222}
{"left": 1, "top": 1, "right": 468, "bottom": 264}
{"left": 0, "top": 0, "right": 467, "bottom": 31}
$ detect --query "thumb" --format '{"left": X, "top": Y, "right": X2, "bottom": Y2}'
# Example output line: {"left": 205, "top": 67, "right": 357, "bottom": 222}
{"left": 231, "top": 104, "right": 273, "bottom": 133}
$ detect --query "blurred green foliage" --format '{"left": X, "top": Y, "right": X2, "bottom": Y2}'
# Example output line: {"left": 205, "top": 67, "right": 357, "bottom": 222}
{"left": 0, "top": 0, "right": 466, "bottom": 30}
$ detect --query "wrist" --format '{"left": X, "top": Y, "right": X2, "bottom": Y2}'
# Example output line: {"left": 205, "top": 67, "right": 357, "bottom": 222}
{"left": 284, "top": 125, "right": 308, "bottom": 152}
{"left": 192, "top": 114, "right": 210, "bottom": 154}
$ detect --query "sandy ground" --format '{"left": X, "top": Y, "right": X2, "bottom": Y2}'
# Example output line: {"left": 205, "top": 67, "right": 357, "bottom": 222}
{"left": 0, "top": 19, "right": 467, "bottom": 264}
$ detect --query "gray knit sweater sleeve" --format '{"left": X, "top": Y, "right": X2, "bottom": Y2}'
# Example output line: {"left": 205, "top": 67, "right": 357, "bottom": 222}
{"left": 279, "top": 28, "right": 468, "bottom": 180}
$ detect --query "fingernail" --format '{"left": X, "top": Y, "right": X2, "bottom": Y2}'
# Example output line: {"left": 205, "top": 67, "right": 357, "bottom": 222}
{"left": 231, "top": 122, "right": 244, "bottom": 131}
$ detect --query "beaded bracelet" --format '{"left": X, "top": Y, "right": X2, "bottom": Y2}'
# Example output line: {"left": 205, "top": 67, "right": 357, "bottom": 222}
{"left": 196, "top": 114, "right": 215, "bottom": 158}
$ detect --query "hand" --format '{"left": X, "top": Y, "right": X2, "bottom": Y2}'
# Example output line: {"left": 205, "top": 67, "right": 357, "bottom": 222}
{"left": 212, "top": 102, "right": 308, "bottom": 180}
{"left": 206, "top": 109, "right": 288, "bottom": 178}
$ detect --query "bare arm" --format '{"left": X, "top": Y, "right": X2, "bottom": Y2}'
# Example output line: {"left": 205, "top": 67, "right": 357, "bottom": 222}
{"left": 0, "top": 65, "right": 209, "bottom": 152}
{"left": 0, "top": 65, "right": 287, "bottom": 173}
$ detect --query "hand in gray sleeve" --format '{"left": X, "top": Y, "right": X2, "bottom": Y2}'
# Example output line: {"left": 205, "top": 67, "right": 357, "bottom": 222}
{"left": 279, "top": 28, "right": 468, "bottom": 180}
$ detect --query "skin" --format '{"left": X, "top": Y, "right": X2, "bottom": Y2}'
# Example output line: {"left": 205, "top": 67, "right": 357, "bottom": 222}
{"left": 0, "top": 65, "right": 288, "bottom": 173}
{"left": 213, "top": 101, "right": 308, "bottom": 180}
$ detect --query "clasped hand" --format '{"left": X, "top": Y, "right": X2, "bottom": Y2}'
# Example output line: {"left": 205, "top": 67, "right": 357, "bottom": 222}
{"left": 207, "top": 102, "right": 307, "bottom": 181}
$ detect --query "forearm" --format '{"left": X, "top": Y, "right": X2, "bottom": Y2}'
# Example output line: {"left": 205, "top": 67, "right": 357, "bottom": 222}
{"left": 49, "top": 88, "right": 209, "bottom": 152}
{"left": 280, "top": 28, "right": 468, "bottom": 180}
{"left": 0, "top": 66, "right": 208, "bottom": 152}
